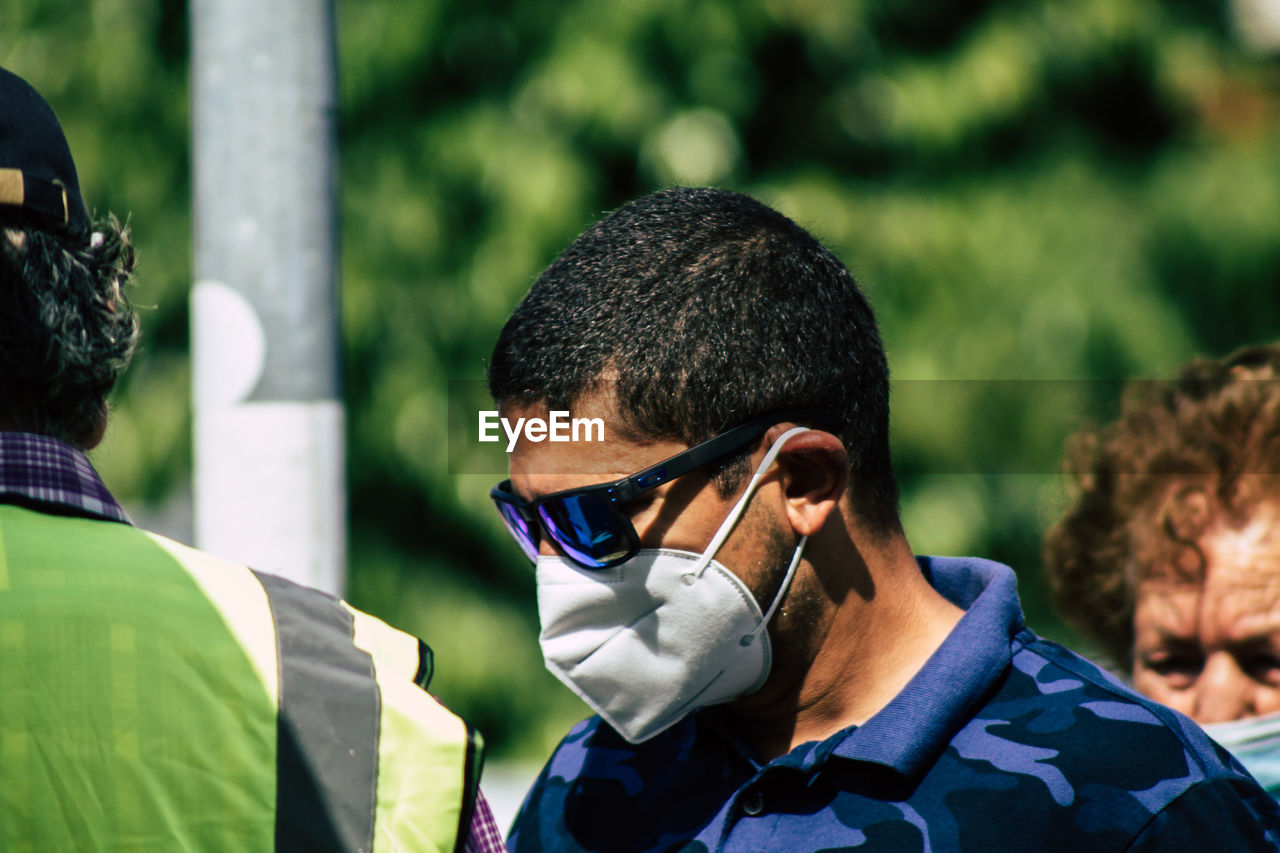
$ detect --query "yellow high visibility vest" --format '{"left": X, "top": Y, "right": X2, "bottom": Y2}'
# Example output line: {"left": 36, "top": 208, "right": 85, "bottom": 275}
{"left": 0, "top": 504, "right": 480, "bottom": 852}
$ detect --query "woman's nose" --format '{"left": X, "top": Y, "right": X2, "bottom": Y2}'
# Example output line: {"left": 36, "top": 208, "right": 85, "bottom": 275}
{"left": 1194, "top": 652, "right": 1255, "bottom": 724}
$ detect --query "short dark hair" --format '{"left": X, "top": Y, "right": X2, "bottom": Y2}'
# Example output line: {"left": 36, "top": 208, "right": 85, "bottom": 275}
{"left": 1043, "top": 343, "right": 1280, "bottom": 668}
{"left": 0, "top": 214, "right": 138, "bottom": 447}
{"left": 488, "top": 186, "right": 899, "bottom": 531}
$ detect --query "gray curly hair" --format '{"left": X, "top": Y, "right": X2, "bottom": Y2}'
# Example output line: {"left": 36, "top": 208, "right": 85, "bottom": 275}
{"left": 0, "top": 214, "right": 138, "bottom": 447}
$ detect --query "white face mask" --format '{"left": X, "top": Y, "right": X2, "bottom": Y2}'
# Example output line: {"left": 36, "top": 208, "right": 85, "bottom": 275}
{"left": 536, "top": 427, "right": 810, "bottom": 744}
{"left": 1202, "top": 710, "right": 1280, "bottom": 798}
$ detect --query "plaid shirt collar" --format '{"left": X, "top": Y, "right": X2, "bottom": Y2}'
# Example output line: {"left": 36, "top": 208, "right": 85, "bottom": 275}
{"left": 0, "top": 432, "right": 130, "bottom": 524}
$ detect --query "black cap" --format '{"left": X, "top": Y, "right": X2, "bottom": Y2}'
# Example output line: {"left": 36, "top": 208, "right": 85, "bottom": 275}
{"left": 0, "top": 67, "right": 90, "bottom": 237}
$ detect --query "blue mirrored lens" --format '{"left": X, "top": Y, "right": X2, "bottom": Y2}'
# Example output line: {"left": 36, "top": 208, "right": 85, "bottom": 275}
{"left": 494, "top": 498, "right": 539, "bottom": 562}
{"left": 538, "top": 493, "right": 630, "bottom": 568}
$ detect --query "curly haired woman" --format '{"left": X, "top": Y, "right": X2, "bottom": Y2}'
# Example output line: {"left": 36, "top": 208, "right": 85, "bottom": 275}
{"left": 1045, "top": 344, "right": 1280, "bottom": 794}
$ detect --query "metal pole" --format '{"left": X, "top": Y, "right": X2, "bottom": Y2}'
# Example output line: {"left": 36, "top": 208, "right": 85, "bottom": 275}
{"left": 190, "top": 0, "right": 344, "bottom": 594}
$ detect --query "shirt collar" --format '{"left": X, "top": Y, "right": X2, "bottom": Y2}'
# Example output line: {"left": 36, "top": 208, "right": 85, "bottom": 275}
{"left": 0, "top": 432, "right": 130, "bottom": 524}
{"left": 828, "top": 555, "right": 1025, "bottom": 774}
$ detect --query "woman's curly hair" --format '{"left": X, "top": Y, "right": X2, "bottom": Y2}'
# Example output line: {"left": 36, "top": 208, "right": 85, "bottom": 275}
{"left": 1043, "top": 344, "right": 1280, "bottom": 668}
{"left": 0, "top": 214, "right": 138, "bottom": 447}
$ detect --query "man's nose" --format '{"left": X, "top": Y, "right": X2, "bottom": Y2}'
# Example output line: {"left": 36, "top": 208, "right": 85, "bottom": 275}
{"left": 1194, "top": 652, "right": 1255, "bottom": 724}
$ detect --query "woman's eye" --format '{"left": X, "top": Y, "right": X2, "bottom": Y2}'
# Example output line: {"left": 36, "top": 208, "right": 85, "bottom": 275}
{"left": 1244, "top": 653, "right": 1280, "bottom": 684}
{"left": 1143, "top": 654, "right": 1203, "bottom": 685}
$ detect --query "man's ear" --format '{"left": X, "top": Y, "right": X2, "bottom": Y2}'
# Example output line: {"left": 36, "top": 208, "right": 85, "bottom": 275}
{"left": 768, "top": 427, "right": 848, "bottom": 536}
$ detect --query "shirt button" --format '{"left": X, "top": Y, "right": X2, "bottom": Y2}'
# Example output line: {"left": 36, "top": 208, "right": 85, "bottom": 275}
{"left": 741, "top": 790, "right": 765, "bottom": 816}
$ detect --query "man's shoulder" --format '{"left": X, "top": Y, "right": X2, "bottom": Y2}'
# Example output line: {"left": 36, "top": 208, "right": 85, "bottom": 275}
{"left": 137, "top": 526, "right": 251, "bottom": 571}
{"left": 1005, "top": 630, "right": 1207, "bottom": 749}
{"left": 962, "top": 629, "right": 1250, "bottom": 801}
{"left": 141, "top": 527, "right": 338, "bottom": 606}
{"left": 893, "top": 629, "right": 1280, "bottom": 849}
{"left": 141, "top": 528, "right": 430, "bottom": 662}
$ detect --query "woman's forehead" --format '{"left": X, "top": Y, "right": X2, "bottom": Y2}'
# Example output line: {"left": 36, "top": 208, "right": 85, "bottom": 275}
{"left": 1132, "top": 504, "right": 1280, "bottom": 582}
{"left": 1135, "top": 519, "right": 1280, "bottom": 642}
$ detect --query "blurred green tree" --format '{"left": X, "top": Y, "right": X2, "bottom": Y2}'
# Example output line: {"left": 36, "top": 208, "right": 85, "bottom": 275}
{"left": 5, "top": 0, "right": 1278, "bottom": 759}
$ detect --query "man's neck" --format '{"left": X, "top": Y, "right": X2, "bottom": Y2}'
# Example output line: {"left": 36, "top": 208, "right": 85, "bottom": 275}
{"left": 728, "top": 533, "right": 965, "bottom": 762}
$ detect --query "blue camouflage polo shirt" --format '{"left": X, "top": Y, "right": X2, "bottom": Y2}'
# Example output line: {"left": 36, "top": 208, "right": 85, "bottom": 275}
{"left": 508, "top": 557, "right": 1280, "bottom": 852}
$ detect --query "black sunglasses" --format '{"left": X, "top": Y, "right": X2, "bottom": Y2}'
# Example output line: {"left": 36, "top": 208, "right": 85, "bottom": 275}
{"left": 490, "top": 409, "right": 822, "bottom": 570}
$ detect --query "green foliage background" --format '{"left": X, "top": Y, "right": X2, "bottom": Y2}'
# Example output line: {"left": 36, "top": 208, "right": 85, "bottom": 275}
{"left": 6, "top": 0, "right": 1279, "bottom": 760}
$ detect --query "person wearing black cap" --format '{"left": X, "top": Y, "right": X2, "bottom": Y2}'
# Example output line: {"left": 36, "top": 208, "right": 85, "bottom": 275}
{"left": 0, "top": 67, "right": 506, "bottom": 852}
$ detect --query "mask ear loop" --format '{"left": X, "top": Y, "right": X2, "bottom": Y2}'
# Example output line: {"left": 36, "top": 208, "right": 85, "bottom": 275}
{"left": 741, "top": 533, "right": 807, "bottom": 647}
{"left": 690, "top": 426, "right": 812, "bottom": 580}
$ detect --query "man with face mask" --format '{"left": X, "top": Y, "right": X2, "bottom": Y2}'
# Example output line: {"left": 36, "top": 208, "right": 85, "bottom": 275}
{"left": 488, "top": 188, "right": 1280, "bottom": 851}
